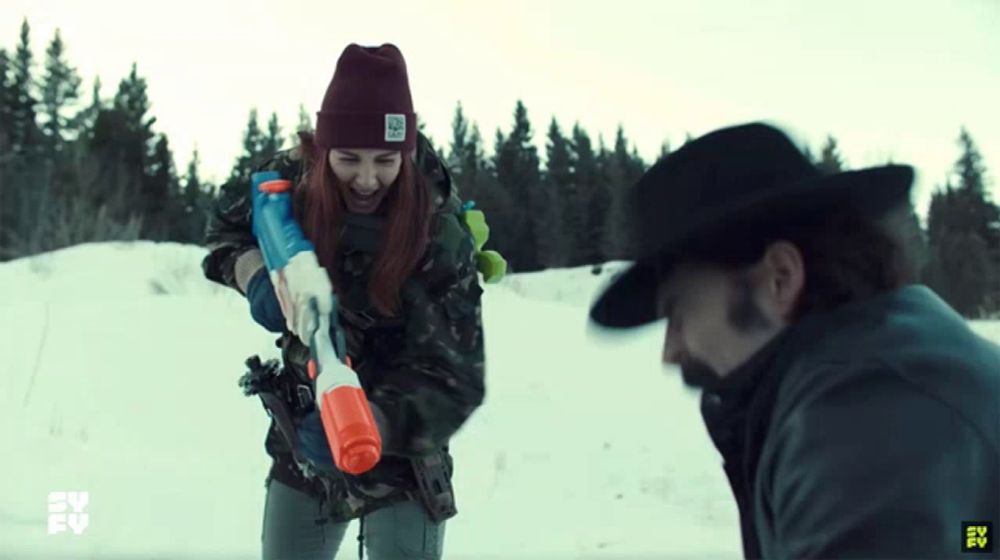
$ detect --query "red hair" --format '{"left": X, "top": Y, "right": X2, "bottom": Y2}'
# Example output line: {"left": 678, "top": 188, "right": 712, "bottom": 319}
{"left": 295, "top": 131, "right": 431, "bottom": 316}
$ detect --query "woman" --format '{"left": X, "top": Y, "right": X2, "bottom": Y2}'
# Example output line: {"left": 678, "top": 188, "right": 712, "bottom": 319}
{"left": 202, "top": 43, "right": 486, "bottom": 560}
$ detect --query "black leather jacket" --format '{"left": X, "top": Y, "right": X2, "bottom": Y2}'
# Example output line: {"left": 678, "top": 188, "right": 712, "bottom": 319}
{"left": 702, "top": 285, "right": 1000, "bottom": 558}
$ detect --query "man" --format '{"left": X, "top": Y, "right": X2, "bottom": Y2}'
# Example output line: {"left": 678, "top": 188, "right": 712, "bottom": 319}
{"left": 590, "top": 123, "right": 1000, "bottom": 558}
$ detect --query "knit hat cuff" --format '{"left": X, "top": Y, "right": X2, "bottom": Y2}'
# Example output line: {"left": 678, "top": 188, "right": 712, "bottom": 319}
{"left": 315, "top": 111, "right": 417, "bottom": 151}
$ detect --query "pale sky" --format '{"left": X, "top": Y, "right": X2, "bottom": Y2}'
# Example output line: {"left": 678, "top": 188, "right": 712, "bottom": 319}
{"left": 8, "top": 0, "right": 1000, "bottom": 218}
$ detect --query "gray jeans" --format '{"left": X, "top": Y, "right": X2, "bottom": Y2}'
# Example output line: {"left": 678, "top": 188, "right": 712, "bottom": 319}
{"left": 261, "top": 477, "right": 446, "bottom": 560}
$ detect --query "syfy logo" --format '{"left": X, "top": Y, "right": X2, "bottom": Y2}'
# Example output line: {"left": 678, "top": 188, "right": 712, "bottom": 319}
{"left": 48, "top": 491, "right": 89, "bottom": 535}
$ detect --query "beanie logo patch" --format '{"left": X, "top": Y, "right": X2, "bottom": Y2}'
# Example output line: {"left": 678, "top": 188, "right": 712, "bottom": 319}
{"left": 385, "top": 114, "right": 406, "bottom": 142}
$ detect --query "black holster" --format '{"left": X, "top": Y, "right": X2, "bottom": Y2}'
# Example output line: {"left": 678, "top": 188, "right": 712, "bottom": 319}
{"left": 410, "top": 452, "right": 457, "bottom": 523}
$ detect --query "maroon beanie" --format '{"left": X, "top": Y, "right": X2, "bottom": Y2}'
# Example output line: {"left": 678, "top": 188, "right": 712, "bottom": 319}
{"left": 315, "top": 43, "right": 417, "bottom": 151}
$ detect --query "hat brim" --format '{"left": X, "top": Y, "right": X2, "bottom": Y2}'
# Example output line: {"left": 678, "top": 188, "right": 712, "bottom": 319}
{"left": 589, "top": 165, "right": 913, "bottom": 329}
{"left": 589, "top": 260, "right": 661, "bottom": 328}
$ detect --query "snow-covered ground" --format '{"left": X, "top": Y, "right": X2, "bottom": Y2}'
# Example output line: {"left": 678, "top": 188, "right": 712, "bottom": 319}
{"left": 1, "top": 242, "right": 997, "bottom": 560}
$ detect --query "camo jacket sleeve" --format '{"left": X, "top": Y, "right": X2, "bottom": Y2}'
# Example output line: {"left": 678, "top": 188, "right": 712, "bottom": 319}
{"left": 201, "top": 151, "right": 305, "bottom": 293}
{"left": 368, "top": 201, "right": 487, "bottom": 458}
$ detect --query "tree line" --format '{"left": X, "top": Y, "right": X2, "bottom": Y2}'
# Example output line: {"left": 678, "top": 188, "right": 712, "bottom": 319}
{"left": 2, "top": 19, "right": 998, "bottom": 317}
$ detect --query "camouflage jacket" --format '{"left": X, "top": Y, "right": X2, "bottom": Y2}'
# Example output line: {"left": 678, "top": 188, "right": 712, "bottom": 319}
{"left": 202, "top": 134, "right": 485, "bottom": 521}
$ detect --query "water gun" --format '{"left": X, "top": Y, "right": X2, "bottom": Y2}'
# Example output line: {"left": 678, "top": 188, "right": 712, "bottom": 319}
{"left": 461, "top": 200, "right": 507, "bottom": 283}
{"left": 250, "top": 170, "right": 382, "bottom": 475}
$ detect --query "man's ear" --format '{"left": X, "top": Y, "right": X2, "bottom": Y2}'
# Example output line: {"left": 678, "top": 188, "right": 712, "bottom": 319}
{"left": 760, "top": 241, "right": 805, "bottom": 320}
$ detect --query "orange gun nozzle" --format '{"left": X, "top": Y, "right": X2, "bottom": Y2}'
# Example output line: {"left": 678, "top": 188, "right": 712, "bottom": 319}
{"left": 318, "top": 386, "right": 383, "bottom": 475}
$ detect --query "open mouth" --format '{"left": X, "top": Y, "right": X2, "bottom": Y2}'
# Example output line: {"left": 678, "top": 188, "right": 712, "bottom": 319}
{"left": 347, "top": 188, "right": 382, "bottom": 211}
{"left": 351, "top": 189, "right": 378, "bottom": 203}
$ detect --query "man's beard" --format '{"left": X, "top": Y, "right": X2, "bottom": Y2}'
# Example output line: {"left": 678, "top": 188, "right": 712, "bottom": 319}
{"left": 677, "top": 273, "right": 775, "bottom": 391}
{"left": 679, "top": 357, "right": 721, "bottom": 390}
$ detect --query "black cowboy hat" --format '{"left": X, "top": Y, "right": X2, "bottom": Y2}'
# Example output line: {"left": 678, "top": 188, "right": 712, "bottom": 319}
{"left": 589, "top": 122, "right": 914, "bottom": 329}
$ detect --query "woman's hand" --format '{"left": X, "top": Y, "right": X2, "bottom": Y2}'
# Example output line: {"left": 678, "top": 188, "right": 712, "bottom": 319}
{"left": 245, "top": 268, "right": 286, "bottom": 333}
{"left": 274, "top": 251, "right": 335, "bottom": 345}
{"left": 295, "top": 409, "right": 338, "bottom": 474}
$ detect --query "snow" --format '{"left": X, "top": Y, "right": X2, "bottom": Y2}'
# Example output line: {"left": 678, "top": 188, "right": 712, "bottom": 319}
{"left": 1, "top": 242, "right": 997, "bottom": 559}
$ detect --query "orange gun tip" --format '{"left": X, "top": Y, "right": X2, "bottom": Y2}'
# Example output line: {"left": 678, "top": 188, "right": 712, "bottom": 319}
{"left": 259, "top": 179, "right": 293, "bottom": 194}
{"left": 319, "top": 386, "right": 383, "bottom": 475}
{"left": 342, "top": 441, "right": 381, "bottom": 474}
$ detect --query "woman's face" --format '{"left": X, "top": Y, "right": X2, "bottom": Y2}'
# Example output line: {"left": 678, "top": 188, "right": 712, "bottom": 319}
{"left": 327, "top": 148, "right": 403, "bottom": 214}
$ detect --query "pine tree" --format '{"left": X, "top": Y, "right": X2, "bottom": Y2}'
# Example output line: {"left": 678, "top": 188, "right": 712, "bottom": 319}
{"left": 0, "top": 48, "right": 15, "bottom": 253}
{"left": 545, "top": 117, "right": 574, "bottom": 267}
{"left": 87, "top": 107, "right": 139, "bottom": 220}
{"left": 144, "top": 133, "right": 177, "bottom": 239}
{"left": 571, "top": 123, "right": 605, "bottom": 265}
{"left": 817, "top": 134, "right": 844, "bottom": 175}
{"left": 230, "top": 108, "right": 264, "bottom": 182}
{"left": 925, "top": 128, "right": 1000, "bottom": 316}
{"left": 492, "top": 121, "right": 524, "bottom": 270}
{"left": 657, "top": 140, "right": 671, "bottom": 163}
{"left": 954, "top": 128, "right": 1000, "bottom": 311}
{"left": 448, "top": 102, "right": 468, "bottom": 164}
{"left": 79, "top": 63, "right": 158, "bottom": 233}
{"left": 296, "top": 103, "right": 312, "bottom": 134}
{"left": 443, "top": 105, "right": 484, "bottom": 201}
{"left": 0, "top": 20, "right": 81, "bottom": 255}
{"left": 0, "top": 49, "right": 13, "bottom": 152}
{"left": 285, "top": 103, "right": 312, "bottom": 146}
{"left": 492, "top": 128, "right": 505, "bottom": 171}
{"left": 602, "top": 125, "right": 644, "bottom": 260}
{"left": 39, "top": 29, "right": 81, "bottom": 152}
{"left": 417, "top": 114, "right": 435, "bottom": 152}
{"left": 802, "top": 144, "right": 816, "bottom": 165}
{"left": 180, "top": 147, "right": 209, "bottom": 243}
{"left": 462, "top": 123, "right": 485, "bottom": 191}
{"left": 73, "top": 77, "right": 103, "bottom": 141}
{"left": 625, "top": 140, "right": 647, "bottom": 257}
{"left": 184, "top": 148, "right": 202, "bottom": 204}
{"left": 10, "top": 19, "right": 42, "bottom": 155}
{"left": 594, "top": 133, "right": 614, "bottom": 260}
{"left": 112, "top": 63, "right": 156, "bottom": 170}
{"left": 1, "top": 32, "right": 160, "bottom": 258}
{"left": 955, "top": 128, "right": 988, "bottom": 195}
{"left": 925, "top": 205, "right": 992, "bottom": 317}
{"left": 902, "top": 204, "right": 928, "bottom": 280}
{"left": 116, "top": 63, "right": 158, "bottom": 231}
{"left": 481, "top": 126, "right": 523, "bottom": 267}
{"left": 447, "top": 101, "right": 469, "bottom": 191}
{"left": 261, "top": 111, "right": 283, "bottom": 160}
{"left": 494, "top": 101, "right": 548, "bottom": 271}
